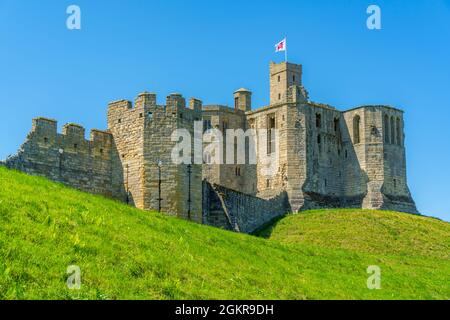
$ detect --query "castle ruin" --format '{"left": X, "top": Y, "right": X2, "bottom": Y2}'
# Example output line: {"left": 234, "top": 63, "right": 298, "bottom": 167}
{"left": 2, "top": 61, "right": 418, "bottom": 233}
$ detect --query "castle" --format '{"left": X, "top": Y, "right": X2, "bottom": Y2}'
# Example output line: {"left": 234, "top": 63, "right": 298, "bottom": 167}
{"left": 2, "top": 61, "right": 418, "bottom": 233}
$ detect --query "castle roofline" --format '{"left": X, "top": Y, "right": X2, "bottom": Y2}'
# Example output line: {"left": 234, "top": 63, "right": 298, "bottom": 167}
{"left": 344, "top": 105, "right": 404, "bottom": 113}
{"left": 33, "top": 116, "right": 57, "bottom": 123}
{"left": 307, "top": 101, "right": 336, "bottom": 111}
{"left": 203, "top": 104, "right": 244, "bottom": 114}
{"left": 234, "top": 88, "right": 251, "bottom": 94}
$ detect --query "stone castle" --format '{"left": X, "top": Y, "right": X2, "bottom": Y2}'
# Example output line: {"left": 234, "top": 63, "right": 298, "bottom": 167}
{"left": 2, "top": 61, "right": 418, "bottom": 233}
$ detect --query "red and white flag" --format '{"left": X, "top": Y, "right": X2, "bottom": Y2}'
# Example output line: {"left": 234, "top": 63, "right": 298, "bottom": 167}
{"left": 275, "top": 38, "right": 286, "bottom": 52}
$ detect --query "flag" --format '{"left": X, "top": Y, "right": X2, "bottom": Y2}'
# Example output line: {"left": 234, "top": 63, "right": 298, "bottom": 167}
{"left": 275, "top": 38, "right": 286, "bottom": 52}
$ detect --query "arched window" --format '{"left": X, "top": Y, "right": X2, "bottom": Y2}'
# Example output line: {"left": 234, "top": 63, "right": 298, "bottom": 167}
{"left": 396, "top": 118, "right": 402, "bottom": 146}
{"left": 390, "top": 117, "right": 395, "bottom": 145}
{"left": 384, "top": 114, "right": 390, "bottom": 143}
{"left": 353, "top": 115, "right": 361, "bottom": 144}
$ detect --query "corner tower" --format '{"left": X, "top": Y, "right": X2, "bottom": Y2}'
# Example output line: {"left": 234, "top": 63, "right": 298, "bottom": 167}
{"left": 269, "top": 61, "right": 302, "bottom": 105}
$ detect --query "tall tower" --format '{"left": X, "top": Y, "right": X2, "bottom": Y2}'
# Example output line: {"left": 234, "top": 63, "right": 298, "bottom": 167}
{"left": 269, "top": 61, "right": 302, "bottom": 105}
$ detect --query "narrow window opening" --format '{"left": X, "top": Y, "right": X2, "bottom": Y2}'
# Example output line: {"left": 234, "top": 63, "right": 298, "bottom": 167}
{"left": 390, "top": 116, "right": 395, "bottom": 145}
{"left": 334, "top": 118, "right": 339, "bottom": 132}
{"left": 316, "top": 113, "right": 321, "bottom": 128}
{"left": 396, "top": 118, "right": 401, "bottom": 146}
{"left": 384, "top": 114, "right": 390, "bottom": 143}
{"left": 353, "top": 115, "right": 361, "bottom": 144}
{"left": 267, "top": 115, "right": 276, "bottom": 154}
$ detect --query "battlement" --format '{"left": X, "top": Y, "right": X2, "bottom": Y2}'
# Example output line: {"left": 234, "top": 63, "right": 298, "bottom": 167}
{"left": 32, "top": 117, "right": 57, "bottom": 135}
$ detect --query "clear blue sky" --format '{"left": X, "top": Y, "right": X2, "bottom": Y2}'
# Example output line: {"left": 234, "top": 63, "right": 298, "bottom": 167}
{"left": 1, "top": 0, "right": 449, "bottom": 221}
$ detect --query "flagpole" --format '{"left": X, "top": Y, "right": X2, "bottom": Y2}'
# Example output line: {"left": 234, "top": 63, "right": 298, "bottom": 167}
{"left": 285, "top": 36, "right": 287, "bottom": 62}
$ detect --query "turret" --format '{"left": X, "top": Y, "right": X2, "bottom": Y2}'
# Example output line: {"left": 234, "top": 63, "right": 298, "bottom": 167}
{"left": 233, "top": 88, "right": 252, "bottom": 112}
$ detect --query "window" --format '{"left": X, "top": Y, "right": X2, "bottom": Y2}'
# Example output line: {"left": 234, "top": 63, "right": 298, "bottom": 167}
{"left": 147, "top": 112, "right": 153, "bottom": 120}
{"left": 266, "top": 179, "right": 270, "bottom": 188}
{"left": 316, "top": 113, "right": 321, "bottom": 128}
{"left": 293, "top": 75, "right": 296, "bottom": 82}
{"left": 334, "top": 118, "right": 339, "bottom": 132}
{"left": 235, "top": 167, "right": 241, "bottom": 176}
{"left": 278, "top": 93, "right": 281, "bottom": 100}
{"left": 44, "top": 137, "right": 48, "bottom": 144}
{"left": 278, "top": 75, "right": 281, "bottom": 82}
{"left": 345, "top": 150, "right": 348, "bottom": 158}
{"left": 118, "top": 119, "right": 122, "bottom": 124}
{"left": 235, "top": 97, "right": 239, "bottom": 109}
{"left": 390, "top": 117, "right": 395, "bottom": 145}
{"left": 317, "top": 134, "right": 321, "bottom": 144}
{"left": 203, "top": 119, "right": 212, "bottom": 133}
{"left": 100, "top": 148, "right": 104, "bottom": 154}
{"left": 396, "top": 118, "right": 401, "bottom": 146}
{"left": 353, "top": 115, "right": 361, "bottom": 144}
{"left": 267, "top": 115, "right": 276, "bottom": 154}
{"left": 179, "top": 113, "right": 183, "bottom": 119}
{"left": 139, "top": 113, "right": 143, "bottom": 118}
{"left": 384, "top": 114, "right": 390, "bottom": 143}
{"left": 74, "top": 144, "right": 78, "bottom": 150}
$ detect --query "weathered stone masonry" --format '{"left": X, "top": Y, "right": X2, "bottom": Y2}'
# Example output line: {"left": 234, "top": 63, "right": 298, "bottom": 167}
{"left": 2, "top": 60, "right": 418, "bottom": 233}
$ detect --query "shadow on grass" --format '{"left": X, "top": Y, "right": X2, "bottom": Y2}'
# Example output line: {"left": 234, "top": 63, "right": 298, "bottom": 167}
{"left": 251, "top": 214, "right": 290, "bottom": 239}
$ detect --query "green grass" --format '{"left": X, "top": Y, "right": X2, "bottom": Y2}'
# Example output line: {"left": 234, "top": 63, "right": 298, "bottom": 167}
{"left": 0, "top": 166, "right": 449, "bottom": 300}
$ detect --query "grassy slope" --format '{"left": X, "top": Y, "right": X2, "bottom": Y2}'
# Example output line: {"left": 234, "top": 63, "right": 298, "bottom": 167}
{"left": 0, "top": 167, "right": 449, "bottom": 300}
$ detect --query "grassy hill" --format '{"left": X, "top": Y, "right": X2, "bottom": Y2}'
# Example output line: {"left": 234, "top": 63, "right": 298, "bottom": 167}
{"left": 0, "top": 166, "right": 449, "bottom": 300}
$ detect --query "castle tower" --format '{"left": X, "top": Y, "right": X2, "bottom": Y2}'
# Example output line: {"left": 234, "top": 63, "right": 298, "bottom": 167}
{"left": 107, "top": 92, "right": 203, "bottom": 222}
{"left": 269, "top": 61, "right": 302, "bottom": 105}
{"left": 234, "top": 88, "right": 252, "bottom": 112}
{"left": 341, "top": 106, "right": 417, "bottom": 213}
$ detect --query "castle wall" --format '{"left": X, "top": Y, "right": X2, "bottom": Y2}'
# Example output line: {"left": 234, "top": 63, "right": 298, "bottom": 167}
{"left": 300, "top": 103, "right": 345, "bottom": 209}
{"left": 202, "top": 182, "right": 289, "bottom": 234}
{"left": 202, "top": 105, "right": 248, "bottom": 193}
{"left": 4, "top": 117, "right": 124, "bottom": 199}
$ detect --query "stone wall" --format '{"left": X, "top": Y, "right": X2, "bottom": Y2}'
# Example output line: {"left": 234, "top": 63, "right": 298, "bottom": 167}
{"left": 3, "top": 117, "right": 125, "bottom": 200}
{"left": 203, "top": 181, "right": 290, "bottom": 234}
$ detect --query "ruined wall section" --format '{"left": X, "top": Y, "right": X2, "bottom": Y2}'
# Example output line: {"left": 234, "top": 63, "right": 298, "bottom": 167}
{"left": 300, "top": 103, "right": 344, "bottom": 209}
{"left": 202, "top": 182, "right": 289, "bottom": 234}
{"left": 4, "top": 117, "right": 123, "bottom": 199}
{"left": 246, "top": 103, "right": 288, "bottom": 200}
